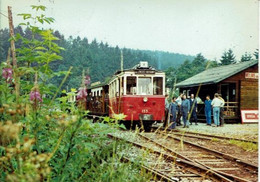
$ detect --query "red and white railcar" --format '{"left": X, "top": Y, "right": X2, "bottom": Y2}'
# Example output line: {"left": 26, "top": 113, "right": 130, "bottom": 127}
{"left": 108, "top": 61, "right": 165, "bottom": 130}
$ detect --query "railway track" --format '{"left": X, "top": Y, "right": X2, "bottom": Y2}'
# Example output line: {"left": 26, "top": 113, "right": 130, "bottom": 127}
{"left": 121, "top": 156, "right": 177, "bottom": 182}
{"left": 152, "top": 127, "right": 258, "bottom": 144}
{"left": 140, "top": 131, "right": 258, "bottom": 182}
{"left": 108, "top": 132, "right": 233, "bottom": 182}
{"left": 157, "top": 129, "right": 258, "bottom": 166}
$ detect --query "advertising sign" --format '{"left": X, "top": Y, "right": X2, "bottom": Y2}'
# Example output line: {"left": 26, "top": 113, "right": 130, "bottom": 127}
{"left": 241, "top": 110, "right": 259, "bottom": 123}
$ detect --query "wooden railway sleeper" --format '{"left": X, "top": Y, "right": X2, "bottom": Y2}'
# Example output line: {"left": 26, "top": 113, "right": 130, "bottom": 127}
{"left": 162, "top": 132, "right": 258, "bottom": 171}
{"left": 139, "top": 133, "right": 253, "bottom": 182}
{"left": 108, "top": 133, "right": 232, "bottom": 182}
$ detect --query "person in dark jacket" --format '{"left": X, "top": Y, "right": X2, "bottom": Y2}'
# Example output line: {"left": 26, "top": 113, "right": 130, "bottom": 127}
{"left": 181, "top": 95, "right": 190, "bottom": 128}
{"left": 189, "top": 94, "right": 198, "bottom": 125}
{"left": 176, "top": 93, "right": 183, "bottom": 126}
{"left": 163, "top": 94, "right": 170, "bottom": 128}
{"left": 169, "top": 97, "right": 178, "bottom": 129}
{"left": 204, "top": 95, "right": 212, "bottom": 125}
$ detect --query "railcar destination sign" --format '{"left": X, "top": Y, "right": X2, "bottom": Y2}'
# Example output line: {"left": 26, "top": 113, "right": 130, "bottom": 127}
{"left": 135, "top": 70, "right": 155, "bottom": 74}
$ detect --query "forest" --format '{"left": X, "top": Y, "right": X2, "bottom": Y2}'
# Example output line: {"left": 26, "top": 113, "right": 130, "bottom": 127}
{"left": 1, "top": 25, "right": 257, "bottom": 90}
{"left": 0, "top": 26, "right": 195, "bottom": 90}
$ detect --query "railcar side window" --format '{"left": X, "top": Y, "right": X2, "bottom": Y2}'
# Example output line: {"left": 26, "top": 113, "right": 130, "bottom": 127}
{"left": 120, "top": 77, "right": 124, "bottom": 95}
{"left": 153, "top": 77, "right": 163, "bottom": 95}
{"left": 127, "top": 76, "right": 136, "bottom": 95}
{"left": 138, "top": 77, "right": 152, "bottom": 95}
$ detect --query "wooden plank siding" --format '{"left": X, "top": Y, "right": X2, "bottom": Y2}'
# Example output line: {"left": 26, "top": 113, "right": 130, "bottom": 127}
{"left": 221, "top": 64, "right": 258, "bottom": 110}
{"left": 240, "top": 81, "right": 258, "bottom": 109}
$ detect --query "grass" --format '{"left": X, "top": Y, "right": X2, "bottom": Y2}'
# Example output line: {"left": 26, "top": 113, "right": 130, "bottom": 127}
{"left": 228, "top": 140, "right": 258, "bottom": 152}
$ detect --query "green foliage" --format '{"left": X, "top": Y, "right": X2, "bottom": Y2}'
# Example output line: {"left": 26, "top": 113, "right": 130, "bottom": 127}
{"left": 228, "top": 140, "right": 258, "bottom": 152}
{"left": 220, "top": 49, "right": 236, "bottom": 65}
{"left": 241, "top": 52, "right": 252, "bottom": 62}
{"left": 0, "top": 5, "right": 149, "bottom": 182}
{"left": 165, "top": 53, "right": 215, "bottom": 88}
{"left": 253, "top": 49, "right": 258, "bottom": 60}
{"left": 0, "top": 27, "right": 194, "bottom": 90}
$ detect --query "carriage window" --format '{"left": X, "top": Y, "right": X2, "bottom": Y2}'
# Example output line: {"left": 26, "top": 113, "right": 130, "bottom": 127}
{"left": 120, "top": 77, "right": 124, "bottom": 95}
{"left": 153, "top": 77, "right": 163, "bottom": 95}
{"left": 138, "top": 77, "right": 152, "bottom": 95}
{"left": 127, "top": 76, "right": 136, "bottom": 95}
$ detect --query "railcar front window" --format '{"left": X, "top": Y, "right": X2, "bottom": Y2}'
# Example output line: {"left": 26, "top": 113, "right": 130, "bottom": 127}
{"left": 153, "top": 77, "right": 163, "bottom": 95}
{"left": 127, "top": 76, "right": 136, "bottom": 95}
{"left": 138, "top": 77, "right": 152, "bottom": 95}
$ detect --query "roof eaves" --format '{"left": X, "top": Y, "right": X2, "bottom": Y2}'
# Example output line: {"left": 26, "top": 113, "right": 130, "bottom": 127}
{"left": 176, "top": 60, "right": 258, "bottom": 88}
{"left": 212, "top": 60, "right": 258, "bottom": 83}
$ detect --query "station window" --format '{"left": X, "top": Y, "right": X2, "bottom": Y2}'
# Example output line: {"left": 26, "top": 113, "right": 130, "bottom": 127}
{"left": 138, "top": 77, "right": 152, "bottom": 95}
{"left": 153, "top": 77, "right": 163, "bottom": 95}
{"left": 127, "top": 76, "right": 136, "bottom": 95}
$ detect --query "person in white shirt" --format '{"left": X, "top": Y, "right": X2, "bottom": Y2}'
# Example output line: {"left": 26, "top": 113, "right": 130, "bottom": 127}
{"left": 211, "top": 93, "right": 224, "bottom": 126}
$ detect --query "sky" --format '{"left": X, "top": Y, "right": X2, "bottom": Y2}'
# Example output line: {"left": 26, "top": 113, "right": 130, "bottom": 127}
{"left": 0, "top": 0, "right": 259, "bottom": 60}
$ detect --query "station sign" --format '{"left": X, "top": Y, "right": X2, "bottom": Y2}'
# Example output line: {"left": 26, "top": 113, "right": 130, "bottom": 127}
{"left": 241, "top": 110, "right": 259, "bottom": 123}
{"left": 135, "top": 70, "right": 155, "bottom": 74}
{"left": 245, "top": 72, "right": 258, "bottom": 79}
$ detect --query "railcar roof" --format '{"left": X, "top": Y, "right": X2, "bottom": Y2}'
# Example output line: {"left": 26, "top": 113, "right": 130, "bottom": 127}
{"left": 114, "top": 64, "right": 163, "bottom": 75}
{"left": 90, "top": 63, "right": 164, "bottom": 87}
{"left": 88, "top": 82, "right": 108, "bottom": 89}
{"left": 176, "top": 60, "right": 258, "bottom": 88}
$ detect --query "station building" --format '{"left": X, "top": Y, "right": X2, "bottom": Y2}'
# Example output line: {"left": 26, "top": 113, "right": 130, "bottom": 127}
{"left": 176, "top": 60, "right": 258, "bottom": 123}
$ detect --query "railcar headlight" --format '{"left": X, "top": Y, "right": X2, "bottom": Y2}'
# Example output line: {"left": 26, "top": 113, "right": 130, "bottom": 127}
{"left": 143, "top": 97, "right": 148, "bottom": 103}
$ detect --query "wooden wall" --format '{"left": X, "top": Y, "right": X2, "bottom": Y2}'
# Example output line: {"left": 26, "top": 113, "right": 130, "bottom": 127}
{"left": 240, "top": 80, "right": 258, "bottom": 109}
{"left": 222, "top": 64, "right": 258, "bottom": 109}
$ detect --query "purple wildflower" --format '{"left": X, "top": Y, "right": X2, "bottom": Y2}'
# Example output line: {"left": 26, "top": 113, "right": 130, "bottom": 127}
{"left": 2, "top": 68, "right": 13, "bottom": 82}
{"left": 30, "top": 90, "right": 43, "bottom": 102}
{"left": 85, "top": 75, "right": 91, "bottom": 85}
{"left": 76, "top": 88, "right": 88, "bottom": 100}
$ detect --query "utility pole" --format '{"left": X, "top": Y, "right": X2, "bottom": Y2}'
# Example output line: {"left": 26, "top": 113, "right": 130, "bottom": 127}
{"left": 121, "top": 50, "right": 123, "bottom": 71}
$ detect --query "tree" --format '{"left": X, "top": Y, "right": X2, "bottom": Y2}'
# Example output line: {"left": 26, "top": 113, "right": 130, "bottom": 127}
{"left": 220, "top": 49, "right": 236, "bottom": 65}
{"left": 191, "top": 53, "right": 207, "bottom": 73}
{"left": 254, "top": 49, "right": 259, "bottom": 60}
{"left": 241, "top": 52, "right": 252, "bottom": 62}
{"left": 193, "top": 53, "right": 206, "bottom": 64}
{"left": 165, "top": 67, "right": 177, "bottom": 88}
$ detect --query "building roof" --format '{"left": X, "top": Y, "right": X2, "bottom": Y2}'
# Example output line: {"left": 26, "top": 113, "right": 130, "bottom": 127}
{"left": 176, "top": 60, "right": 258, "bottom": 88}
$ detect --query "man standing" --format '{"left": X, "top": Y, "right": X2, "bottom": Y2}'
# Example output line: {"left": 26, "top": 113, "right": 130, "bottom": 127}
{"left": 176, "top": 93, "right": 183, "bottom": 126}
{"left": 189, "top": 94, "right": 198, "bottom": 125}
{"left": 204, "top": 95, "right": 212, "bottom": 126}
{"left": 218, "top": 94, "right": 225, "bottom": 126}
{"left": 181, "top": 95, "right": 190, "bottom": 128}
{"left": 164, "top": 94, "right": 170, "bottom": 128}
{"left": 169, "top": 97, "right": 178, "bottom": 129}
{"left": 211, "top": 93, "right": 224, "bottom": 127}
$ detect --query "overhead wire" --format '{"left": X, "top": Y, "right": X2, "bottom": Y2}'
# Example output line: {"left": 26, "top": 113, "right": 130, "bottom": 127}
{"left": 0, "top": 12, "right": 8, "bottom": 18}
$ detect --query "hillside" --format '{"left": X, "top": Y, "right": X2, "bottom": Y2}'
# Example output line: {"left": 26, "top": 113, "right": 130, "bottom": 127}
{"left": 142, "top": 50, "right": 195, "bottom": 70}
{"left": 0, "top": 27, "right": 195, "bottom": 88}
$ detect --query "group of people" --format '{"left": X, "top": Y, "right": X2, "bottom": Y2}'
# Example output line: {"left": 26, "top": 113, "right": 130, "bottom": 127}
{"left": 164, "top": 93, "right": 225, "bottom": 129}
